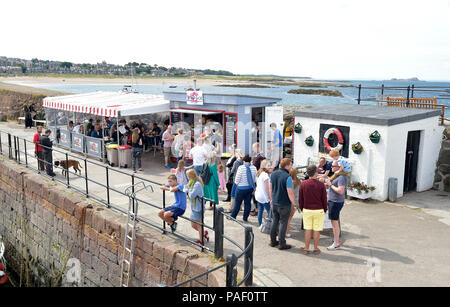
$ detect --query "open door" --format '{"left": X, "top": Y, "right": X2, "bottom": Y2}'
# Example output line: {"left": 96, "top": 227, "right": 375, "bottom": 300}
{"left": 263, "top": 106, "right": 284, "bottom": 162}
{"left": 404, "top": 130, "right": 421, "bottom": 192}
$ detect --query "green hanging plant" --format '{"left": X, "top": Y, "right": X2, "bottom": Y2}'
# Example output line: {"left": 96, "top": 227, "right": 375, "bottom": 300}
{"left": 294, "top": 122, "right": 302, "bottom": 134}
{"left": 352, "top": 142, "right": 363, "bottom": 154}
{"left": 305, "top": 135, "right": 314, "bottom": 146}
{"left": 369, "top": 130, "right": 381, "bottom": 143}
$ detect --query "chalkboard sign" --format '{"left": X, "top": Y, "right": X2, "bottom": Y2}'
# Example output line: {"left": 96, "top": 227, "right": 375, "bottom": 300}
{"left": 319, "top": 124, "right": 350, "bottom": 158}
{"left": 171, "top": 112, "right": 181, "bottom": 124}
{"left": 224, "top": 113, "right": 237, "bottom": 146}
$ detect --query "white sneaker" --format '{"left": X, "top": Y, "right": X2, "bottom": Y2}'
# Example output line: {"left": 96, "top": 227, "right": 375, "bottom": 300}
{"left": 286, "top": 233, "right": 292, "bottom": 238}
{"left": 327, "top": 242, "right": 341, "bottom": 250}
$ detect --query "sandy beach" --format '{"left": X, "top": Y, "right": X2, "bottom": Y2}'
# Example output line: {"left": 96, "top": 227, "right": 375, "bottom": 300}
{"left": 0, "top": 75, "right": 256, "bottom": 88}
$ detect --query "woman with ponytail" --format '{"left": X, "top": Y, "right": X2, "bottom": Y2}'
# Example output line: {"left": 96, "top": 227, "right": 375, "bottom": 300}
{"left": 131, "top": 127, "right": 144, "bottom": 173}
{"left": 185, "top": 169, "right": 209, "bottom": 244}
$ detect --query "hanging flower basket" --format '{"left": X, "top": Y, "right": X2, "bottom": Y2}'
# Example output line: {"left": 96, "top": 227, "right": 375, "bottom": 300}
{"left": 305, "top": 136, "right": 314, "bottom": 146}
{"left": 352, "top": 142, "right": 363, "bottom": 154}
{"left": 369, "top": 130, "right": 381, "bottom": 143}
{"left": 294, "top": 123, "right": 302, "bottom": 134}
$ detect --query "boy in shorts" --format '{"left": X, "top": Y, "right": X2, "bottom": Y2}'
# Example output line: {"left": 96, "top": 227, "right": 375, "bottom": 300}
{"left": 158, "top": 174, "right": 187, "bottom": 232}
{"left": 328, "top": 149, "right": 351, "bottom": 181}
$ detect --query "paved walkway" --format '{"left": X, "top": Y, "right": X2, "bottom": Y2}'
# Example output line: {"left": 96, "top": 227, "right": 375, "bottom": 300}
{"left": 1, "top": 121, "right": 450, "bottom": 286}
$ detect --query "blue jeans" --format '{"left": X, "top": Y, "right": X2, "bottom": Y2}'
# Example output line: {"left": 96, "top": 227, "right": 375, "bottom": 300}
{"left": 193, "top": 165, "right": 203, "bottom": 176}
{"left": 131, "top": 147, "right": 142, "bottom": 171}
{"left": 231, "top": 188, "right": 253, "bottom": 221}
{"left": 257, "top": 202, "right": 271, "bottom": 226}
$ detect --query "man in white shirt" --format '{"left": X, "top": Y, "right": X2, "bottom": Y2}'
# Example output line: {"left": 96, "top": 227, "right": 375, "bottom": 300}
{"left": 190, "top": 139, "right": 208, "bottom": 176}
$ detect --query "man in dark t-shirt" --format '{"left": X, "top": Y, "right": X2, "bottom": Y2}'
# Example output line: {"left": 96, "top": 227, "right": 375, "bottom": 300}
{"left": 299, "top": 165, "right": 328, "bottom": 255}
{"left": 325, "top": 160, "right": 348, "bottom": 251}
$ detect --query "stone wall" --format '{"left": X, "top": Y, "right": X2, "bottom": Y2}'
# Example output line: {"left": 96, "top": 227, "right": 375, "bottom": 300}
{"left": 0, "top": 158, "right": 225, "bottom": 287}
{"left": 434, "top": 127, "right": 450, "bottom": 192}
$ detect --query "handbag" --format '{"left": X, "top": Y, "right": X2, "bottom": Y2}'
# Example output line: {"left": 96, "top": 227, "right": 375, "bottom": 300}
{"left": 259, "top": 207, "right": 273, "bottom": 234}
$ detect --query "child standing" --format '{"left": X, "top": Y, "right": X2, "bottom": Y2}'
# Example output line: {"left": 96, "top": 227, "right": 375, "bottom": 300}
{"left": 328, "top": 149, "right": 352, "bottom": 181}
{"left": 217, "top": 163, "right": 227, "bottom": 194}
{"left": 185, "top": 169, "right": 209, "bottom": 244}
{"left": 158, "top": 175, "right": 186, "bottom": 232}
{"left": 173, "top": 160, "right": 188, "bottom": 186}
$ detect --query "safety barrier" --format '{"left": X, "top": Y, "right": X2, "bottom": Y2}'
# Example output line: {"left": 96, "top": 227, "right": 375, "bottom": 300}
{"left": 0, "top": 129, "right": 254, "bottom": 287}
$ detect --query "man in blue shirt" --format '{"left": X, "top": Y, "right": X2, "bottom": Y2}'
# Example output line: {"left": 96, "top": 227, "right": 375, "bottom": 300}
{"left": 158, "top": 174, "right": 187, "bottom": 232}
{"left": 269, "top": 123, "right": 282, "bottom": 167}
{"left": 90, "top": 124, "right": 103, "bottom": 138}
{"left": 269, "top": 158, "right": 297, "bottom": 250}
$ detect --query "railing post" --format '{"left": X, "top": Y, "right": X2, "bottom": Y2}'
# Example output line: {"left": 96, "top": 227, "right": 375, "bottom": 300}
{"left": 131, "top": 174, "right": 135, "bottom": 213}
{"left": 17, "top": 136, "right": 20, "bottom": 164}
{"left": 226, "top": 253, "right": 237, "bottom": 287}
{"left": 357, "top": 84, "right": 361, "bottom": 105}
{"left": 381, "top": 84, "right": 384, "bottom": 95}
{"left": 106, "top": 166, "right": 110, "bottom": 207}
{"left": 8, "top": 133, "right": 12, "bottom": 159}
{"left": 162, "top": 189, "right": 166, "bottom": 234}
{"left": 244, "top": 226, "right": 254, "bottom": 286}
{"left": 214, "top": 207, "right": 224, "bottom": 259}
{"left": 406, "top": 85, "right": 410, "bottom": 107}
{"left": 65, "top": 153, "right": 70, "bottom": 187}
{"left": 201, "top": 197, "right": 205, "bottom": 252}
{"left": 411, "top": 84, "right": 414, "bottom": 98}
{"left": 14, "top": 136, "right": 18, "bottom": 161}
{"left": 24, "top": 139, "right": 28, "bottom": 167}
{"left": 84, "top": 158, "right": 89, "bottom": 197}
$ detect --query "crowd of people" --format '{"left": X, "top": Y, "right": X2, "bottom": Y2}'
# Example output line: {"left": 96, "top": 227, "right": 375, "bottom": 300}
{"left": 156, "top": 122, "right": 351, "bottom": 254}
{"left": 31, "top": 115, "right": 350, "bottom": 255}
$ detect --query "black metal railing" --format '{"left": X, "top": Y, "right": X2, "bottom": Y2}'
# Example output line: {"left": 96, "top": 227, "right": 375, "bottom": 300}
{"left": 351, "top": 84, "right": 450, "bottom": 124}
{"left": 0, "top": 129, "right": 254, "bottom": 287}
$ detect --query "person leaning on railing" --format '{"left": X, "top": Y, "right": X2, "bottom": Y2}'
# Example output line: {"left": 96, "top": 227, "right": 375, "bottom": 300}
{"left": 39, "top": 129, "right": 56, "bottom": 177}
{"left": 33, "top": 126, "right": 45, "bottom": 171}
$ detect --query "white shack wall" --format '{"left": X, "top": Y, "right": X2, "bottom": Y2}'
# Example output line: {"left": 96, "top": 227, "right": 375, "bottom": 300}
{"left": 293, "top": 115, "right": 443, "bottom": 201}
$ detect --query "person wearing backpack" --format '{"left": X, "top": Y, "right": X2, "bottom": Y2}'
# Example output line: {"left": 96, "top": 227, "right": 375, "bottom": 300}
{"left": 230, "top": 155, "right": 257, "bottom": 222}
{"left": 202, "top": 154, "right": 220, "bottom": 209}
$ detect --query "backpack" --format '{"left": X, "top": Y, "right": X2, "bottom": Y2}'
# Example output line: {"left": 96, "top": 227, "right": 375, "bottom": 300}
{"left": 200, "top": 164, "right": 212, "bottom": 186}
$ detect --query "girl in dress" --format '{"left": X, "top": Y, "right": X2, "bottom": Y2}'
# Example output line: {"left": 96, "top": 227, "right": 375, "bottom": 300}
{"left": 217, "top": 163, "right": 226, "bottom": 194}
{"left": 173, "top": 160, "right": 188, "bottom": 186}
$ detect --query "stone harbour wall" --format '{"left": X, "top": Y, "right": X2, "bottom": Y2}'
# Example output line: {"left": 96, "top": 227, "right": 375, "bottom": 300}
{"left": 0, "top": 158, "right": 225, "bottom": 287}
{"left": 434, "top": 127, "right": 450, "bottom": 192}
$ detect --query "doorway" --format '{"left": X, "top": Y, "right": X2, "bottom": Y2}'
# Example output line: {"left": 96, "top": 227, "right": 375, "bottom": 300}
{"left": 403, "top": 130, "right": 421, "bottom": 192}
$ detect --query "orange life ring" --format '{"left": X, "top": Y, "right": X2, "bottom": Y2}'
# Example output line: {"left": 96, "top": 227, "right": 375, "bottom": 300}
{"left": 0, "top": 263, "right": 8, "bottom": 285}
{"left": 323, "top": 128, "right": 344, "bottom": 152}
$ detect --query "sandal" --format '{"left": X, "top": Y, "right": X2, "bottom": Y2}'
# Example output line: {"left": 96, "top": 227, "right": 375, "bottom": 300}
{"left": 313, "top": 249, "right": 321, "bottom": 255}
{"left": 300, "top": 247, "right": 309, "bottom": 255}
{"left": 195, "top": 240, "right": 202, "bottom": 245}
{"left": 204, "top": 231, "right": 210, "bottom": 242}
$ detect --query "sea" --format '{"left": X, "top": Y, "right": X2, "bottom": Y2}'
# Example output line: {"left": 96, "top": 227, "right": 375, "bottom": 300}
{"left": 23, "top": 79, "right": 450, "bottom": 116}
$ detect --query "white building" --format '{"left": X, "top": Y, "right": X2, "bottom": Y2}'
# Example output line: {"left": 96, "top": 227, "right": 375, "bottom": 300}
{"left": 293, "top": 104, "right": 444, "bottom": 201}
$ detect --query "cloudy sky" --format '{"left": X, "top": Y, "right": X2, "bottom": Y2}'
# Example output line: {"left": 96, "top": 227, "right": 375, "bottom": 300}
{"left": 2, "top": 0, "right": 450, "bottom": 80}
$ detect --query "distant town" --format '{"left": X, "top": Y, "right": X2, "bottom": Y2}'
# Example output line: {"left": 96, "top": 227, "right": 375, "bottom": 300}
{"left": 0, "top": 56, "right": 235, "bottom": 77}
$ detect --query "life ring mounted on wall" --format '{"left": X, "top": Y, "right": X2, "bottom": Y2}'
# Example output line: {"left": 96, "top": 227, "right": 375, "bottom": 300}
{"left": 323, "top": 127, "right": 344, "bottom": 152}
{"left": 0, "top": 263, "right": 8, "bottom": 285}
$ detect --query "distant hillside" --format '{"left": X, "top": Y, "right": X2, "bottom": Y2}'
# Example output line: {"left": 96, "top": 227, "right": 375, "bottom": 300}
{"left": 390, "top": 77, "right": 421, "bottom": 81}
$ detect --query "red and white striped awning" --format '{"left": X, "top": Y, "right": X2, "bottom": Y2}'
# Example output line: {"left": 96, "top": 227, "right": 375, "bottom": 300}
{"left": 42, "top": 91, "right": 169, "bottom": 117}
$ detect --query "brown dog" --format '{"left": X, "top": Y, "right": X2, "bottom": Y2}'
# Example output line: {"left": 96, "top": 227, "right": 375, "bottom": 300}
{"left": 54, "top": 160, "right": 83, "bottom": 177}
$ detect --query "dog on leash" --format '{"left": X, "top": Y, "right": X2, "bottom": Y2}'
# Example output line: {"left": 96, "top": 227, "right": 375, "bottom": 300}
{"left": 54, "top": 160, "right": 83, "bottom": 177}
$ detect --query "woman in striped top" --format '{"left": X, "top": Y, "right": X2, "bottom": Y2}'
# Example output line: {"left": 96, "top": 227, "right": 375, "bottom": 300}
{"left": 230, "top": 155, "right": 257, "bottom": 222}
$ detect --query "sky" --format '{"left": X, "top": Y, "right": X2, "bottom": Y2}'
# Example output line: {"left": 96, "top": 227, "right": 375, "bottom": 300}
{"left": 2, "top": 0, "right": 450, "bottom": 81}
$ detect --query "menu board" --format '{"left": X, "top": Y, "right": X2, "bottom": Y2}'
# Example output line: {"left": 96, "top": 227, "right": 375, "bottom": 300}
{"left": 171, "top": 112, "right": 181, "bottom": 124}
{"left": 224, "top": 113, "right": 237, "bottom": 146}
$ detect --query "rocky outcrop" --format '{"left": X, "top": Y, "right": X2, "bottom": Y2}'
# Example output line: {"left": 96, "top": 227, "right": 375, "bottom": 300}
{"left": 434, "top": 127, "right": 450, "bottom": 192}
